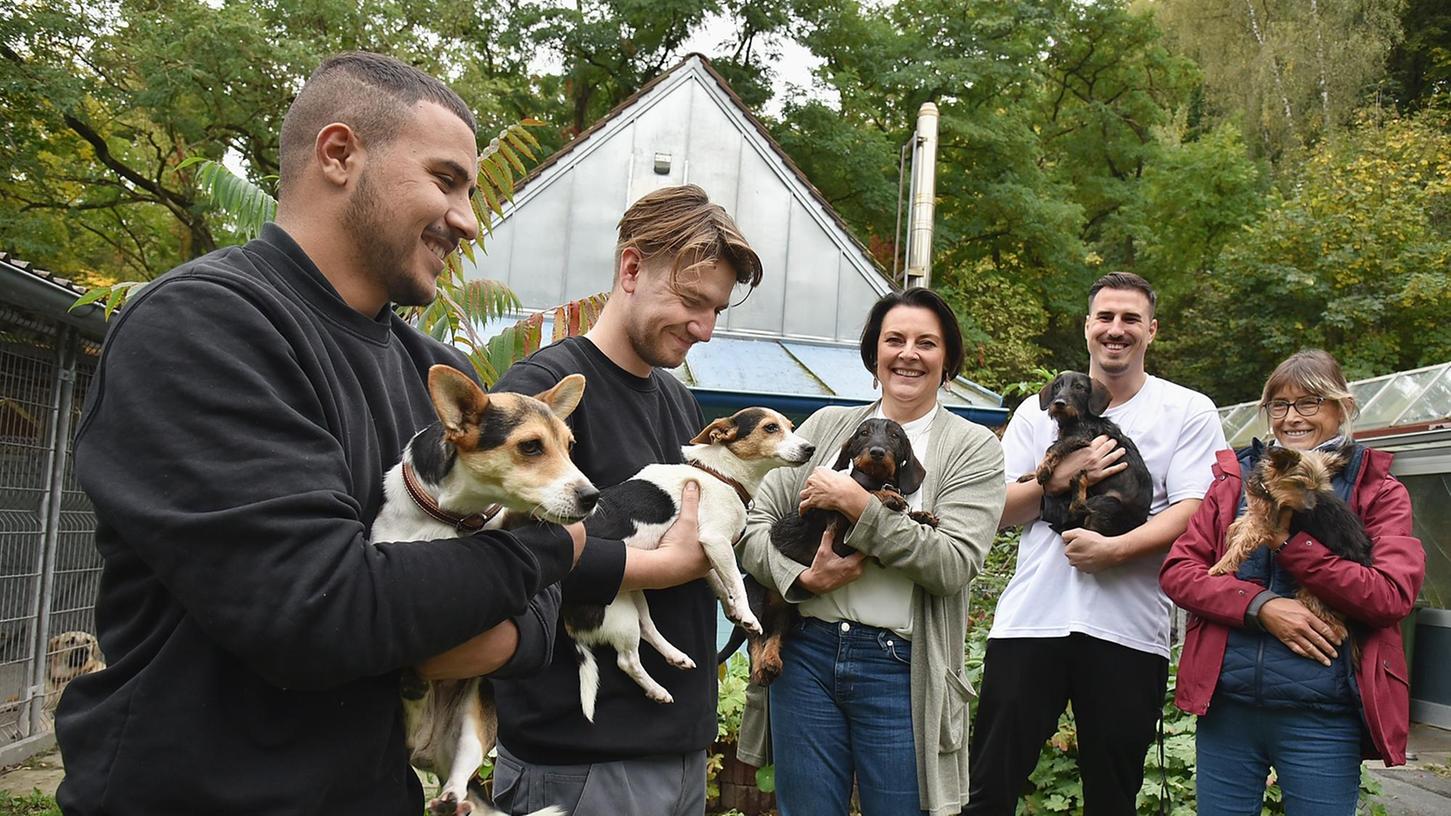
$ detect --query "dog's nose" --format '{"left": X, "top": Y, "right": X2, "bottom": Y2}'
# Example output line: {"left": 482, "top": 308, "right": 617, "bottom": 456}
{"left": 576, "top": 484, "right": 600, "bottom": 512}
{"left": 868, "top": 446, "right": 886, "bottom": 460}
{"left": 802, "top": 444, "right": 816, "bottom": 457}
{"left": 1052, "top": 399, "right": 1067, "bottom": 408}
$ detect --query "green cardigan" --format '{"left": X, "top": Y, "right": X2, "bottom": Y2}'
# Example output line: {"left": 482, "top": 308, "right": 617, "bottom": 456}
{"left": 735, "top": 403, "right": 1006, "bottom": 815}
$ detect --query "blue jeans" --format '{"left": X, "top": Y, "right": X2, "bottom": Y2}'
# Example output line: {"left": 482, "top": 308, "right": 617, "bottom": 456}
{"left": 1195, "top": 698, "right": 1364, "bottom": 816}
{"left": 769, "top": 618, "right": 924, "bottom": 816}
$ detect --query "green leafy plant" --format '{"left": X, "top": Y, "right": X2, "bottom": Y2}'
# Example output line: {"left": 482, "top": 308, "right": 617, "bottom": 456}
{"left": 707, "top": 652, "right": 775, "bottom": 812}
{"left": 999, "top": 368, "right": 1059, "bottom": 402}
{"left": 0, "top": 791, "right": 61, "bottom": 816}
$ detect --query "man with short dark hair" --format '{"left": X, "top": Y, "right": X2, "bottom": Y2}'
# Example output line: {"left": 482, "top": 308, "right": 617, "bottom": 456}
{"left": 56, "top": 52, "right": 581, "bottom": 814}
{"left": 490, "top": 184, "right": 763, "bottom": 816}
{"left": 965, "top": 272, "right": 1226, "bottom": 815}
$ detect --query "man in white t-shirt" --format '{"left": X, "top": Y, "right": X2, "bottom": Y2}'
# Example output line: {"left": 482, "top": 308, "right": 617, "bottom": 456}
{"left": 964, "top": 273, "right": 1225, "bottom": 816}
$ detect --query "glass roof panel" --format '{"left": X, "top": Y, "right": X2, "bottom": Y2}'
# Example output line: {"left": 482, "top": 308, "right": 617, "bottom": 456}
{"left": 778, "top": 341, "right": 876, "bottom": 398}
{"left": 1358, "top": 365, "right": 1446, "bottom": 429}
{"left": 1219, "top": 402, "right": 1260, "bottom": 437}
{"left": 1349, "top": 376, "right": 1392, "bottom": 413}
{"left": 1394, "top": 365, "right": 1451, "bottom": 425}
{"left": 684, "top": 337, "right": 831, "bottom": 395}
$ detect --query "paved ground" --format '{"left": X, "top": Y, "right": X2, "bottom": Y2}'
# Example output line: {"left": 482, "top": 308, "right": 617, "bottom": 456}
{"left": 1367, "top": 722, "right": 1451, "bottom": 815}
{"left": 0, "top": 749, "right": 62, "bottom": 797}
{"left": 2, "top": 723, "right": 1448, "bottom": 810}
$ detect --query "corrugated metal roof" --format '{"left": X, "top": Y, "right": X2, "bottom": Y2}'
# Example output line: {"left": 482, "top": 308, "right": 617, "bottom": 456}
{"left": 461, "top": 54, "right": 894, "bottom": 346}
{"left": 0, "top": 251, "right": 107, "bottom": 339}
{"left": 0, "top": 251, "right": 91, "bottom": 296}
{"left": 510, "top": 53, "right": 884, "bottom": 278}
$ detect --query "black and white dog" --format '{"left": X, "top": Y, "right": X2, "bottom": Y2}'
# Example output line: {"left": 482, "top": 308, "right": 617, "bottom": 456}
{"left": 568, "top": 407, "right": 815, "bottom": 720}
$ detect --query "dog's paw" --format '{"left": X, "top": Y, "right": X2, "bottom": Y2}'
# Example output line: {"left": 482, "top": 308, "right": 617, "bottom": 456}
{"left": 751, "top": 659, "right": 783, "bottom": 687}
{"left": 875, "top": 489, "right": 908, "bottom": 512}
{"left": 908, "top": 510, "right": 940, "bottom": 528}
{"left": 665, "top": 651, "right": 697, "bottom": 671}
{"left": 427, "top": 792, "right": 470, "bottom": 816}
{"left": 730, "top": 605, "right": 764, "bottom": 636}
{"left": 647, "top": 687, "right": 675, "bottom": 705}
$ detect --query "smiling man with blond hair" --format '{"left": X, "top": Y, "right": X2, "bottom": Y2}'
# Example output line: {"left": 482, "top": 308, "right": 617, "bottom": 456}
{"left": 490, "top": 184, "right": 762, "bottom": 816}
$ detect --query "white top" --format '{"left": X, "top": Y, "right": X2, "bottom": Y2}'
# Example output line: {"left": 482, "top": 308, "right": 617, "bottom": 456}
{"left": 989, "top": 375, "right": 1225, "bottom": 658}
{"left": 800, "top": 403, "right": 938, "bottom": 639}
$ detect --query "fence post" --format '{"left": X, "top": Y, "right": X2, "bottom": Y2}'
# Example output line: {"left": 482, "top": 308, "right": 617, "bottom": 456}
{"left": 22, "top": 326, "right": 78, "bottom": 737}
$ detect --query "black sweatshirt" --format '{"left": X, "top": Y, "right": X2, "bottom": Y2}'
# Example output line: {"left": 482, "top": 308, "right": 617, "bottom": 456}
{"left": 491, "top": 337, "right": 717, "bottom": 764}
{"left": 56, "top": 224, "right": 573, "bottom": 816}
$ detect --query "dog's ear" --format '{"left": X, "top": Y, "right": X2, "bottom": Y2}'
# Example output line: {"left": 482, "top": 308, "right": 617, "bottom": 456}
{"left": 534, "top": 373, "right": 586, "bottom": 420}
{"left": 1265, "top": 445, "right": 1300, "bottom": 473}
{"left": 1319, "top": 444, "right": 1352, "bottom": 476}
{"left": 1088, "top": 377, "right": 1111, "bottom": 416}
{"left": 690, "top": 416, "right": 739, "bottom": 445}
{"left": 894, "top": 447, "right": 927, "bottom": 496}
{"left": 832, "top": 437, "right": 855, "bottom": 472}
{"left": 1037, "top": 378, "right": 1055, "bottom": 411}
{"left": 428, "top": 365, "right": 490, "bottom": 438}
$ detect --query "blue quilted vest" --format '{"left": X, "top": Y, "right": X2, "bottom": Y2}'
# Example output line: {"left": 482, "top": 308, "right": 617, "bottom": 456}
{"left": 1215, "top": 440, "right": 1366, "bottom": 712}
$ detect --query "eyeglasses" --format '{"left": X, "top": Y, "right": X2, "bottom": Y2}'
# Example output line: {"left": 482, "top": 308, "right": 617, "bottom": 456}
{"left": 1264, "top": 397, "right": 1326, "bottom": 419}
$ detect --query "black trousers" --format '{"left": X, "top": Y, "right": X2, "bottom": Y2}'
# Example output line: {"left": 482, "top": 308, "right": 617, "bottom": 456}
{"left": 963, "top": 634, "right": 1169, "bottom": 816}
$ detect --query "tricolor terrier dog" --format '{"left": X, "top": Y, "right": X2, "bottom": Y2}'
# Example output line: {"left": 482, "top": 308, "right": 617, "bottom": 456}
{"left": 567, "top": 407, "right": 815, "bottom": 720}
{"left": 372, "top": 365, "right": 598, "bottom": 816}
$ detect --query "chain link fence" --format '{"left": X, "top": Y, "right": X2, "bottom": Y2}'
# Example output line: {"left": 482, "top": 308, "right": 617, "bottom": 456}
{"left": 0, "top": 302, "right": 102, "bottom": 764}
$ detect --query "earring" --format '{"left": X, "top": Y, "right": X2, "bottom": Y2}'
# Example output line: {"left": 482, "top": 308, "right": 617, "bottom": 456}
{"left": 872, "top": 376, "right": 879, "bottom": 390}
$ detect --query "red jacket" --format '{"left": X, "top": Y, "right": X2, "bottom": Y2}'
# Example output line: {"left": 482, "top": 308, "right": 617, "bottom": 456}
{"left": 1160, "top": 447, "right": 1424, "bottom": 765}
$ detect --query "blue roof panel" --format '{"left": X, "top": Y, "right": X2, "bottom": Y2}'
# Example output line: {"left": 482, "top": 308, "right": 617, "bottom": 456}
{"left": 778, "top": 341, "right": 874, "bottom": 398}
{"left": 682, "top": 336, "right": 832, "bottom": 395}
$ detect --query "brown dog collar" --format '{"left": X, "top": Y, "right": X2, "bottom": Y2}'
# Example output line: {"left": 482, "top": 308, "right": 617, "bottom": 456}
{"left": 401, "top": 462, "right": 502, "bottom": 532}
{"left": 688, "top": 462, "right": 752, "bottom": 506}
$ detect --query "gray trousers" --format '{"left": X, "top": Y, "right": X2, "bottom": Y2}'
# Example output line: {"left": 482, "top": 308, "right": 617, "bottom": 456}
{"left": 493, "top": 745, "right": 706, "bottom": 816}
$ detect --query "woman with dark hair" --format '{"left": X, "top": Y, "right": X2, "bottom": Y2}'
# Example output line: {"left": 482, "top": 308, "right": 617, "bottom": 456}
{"left": 734, "top": 288, "right": 1006, "bottom": 816}
{"left": 1161, "top": 349, "right": 1424, "bottom": 815}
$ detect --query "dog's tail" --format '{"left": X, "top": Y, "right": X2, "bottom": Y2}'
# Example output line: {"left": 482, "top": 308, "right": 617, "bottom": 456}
{"left": 576, "top": 641, "right": 600, "bottom": 723}
{"left": 717, "top": 626, "right": 747, "bottom": 665}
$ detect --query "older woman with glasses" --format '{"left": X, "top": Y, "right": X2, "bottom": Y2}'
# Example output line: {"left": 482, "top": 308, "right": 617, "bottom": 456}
{"left": 1160, "top": 349, "right": 1424, "bottom": 815}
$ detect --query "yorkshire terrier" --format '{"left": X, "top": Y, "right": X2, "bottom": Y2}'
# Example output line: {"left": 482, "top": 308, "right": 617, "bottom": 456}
{"left": 1209, "top": 445, "right": 1372, "bottom": 643}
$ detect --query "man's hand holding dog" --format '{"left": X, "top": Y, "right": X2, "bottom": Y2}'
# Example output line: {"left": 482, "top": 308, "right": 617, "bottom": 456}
{"left": 1061, "top": 528, "right": 1125, "bottom": 574}
{"left": 1258, "top": 597, "right": 1342, "bottom": 666}
{"left": 1046, "top": 435, "right": 1126, "bottom": 495}
{"left": 799, "top": 467, "right": 871, "bottom": 522}
{"left": 796, "top": 525, "right": 865, "bottom": 595}
{"left": 620, "top": 480, "right": 711, "bottom": 590}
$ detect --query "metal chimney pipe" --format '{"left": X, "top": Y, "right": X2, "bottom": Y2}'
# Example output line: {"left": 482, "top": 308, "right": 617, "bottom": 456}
{"left": 904, "top": 102, "right": 939, "bottom": 290}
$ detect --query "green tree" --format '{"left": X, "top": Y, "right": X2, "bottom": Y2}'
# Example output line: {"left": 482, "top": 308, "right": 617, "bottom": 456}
{"left": 1384, "top": 0, "right": 1451, "bottom": 111}
{"left": 1162, "top": 106, "right": 1451, "bottom": 404}
{"left": 1152, "top": 0, "right": 1406, "bottom": 164}
{"left": 0, "top": 0, "right": 558, "bottom": 282}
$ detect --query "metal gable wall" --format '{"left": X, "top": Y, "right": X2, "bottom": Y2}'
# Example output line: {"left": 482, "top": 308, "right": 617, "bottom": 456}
{"left": 461, "top": 56, "right": 893, "bottom": 345}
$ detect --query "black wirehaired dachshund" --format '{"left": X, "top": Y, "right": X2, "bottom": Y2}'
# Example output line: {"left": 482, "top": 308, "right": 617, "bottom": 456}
{"left": 718, "top": 418, "right": 938, "bottom": 685}
{"left": 1021, "top": 371, "right": 1152, "bottom": 537}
